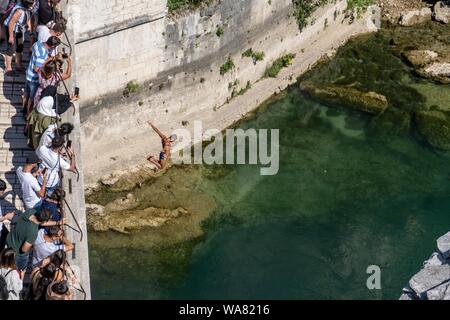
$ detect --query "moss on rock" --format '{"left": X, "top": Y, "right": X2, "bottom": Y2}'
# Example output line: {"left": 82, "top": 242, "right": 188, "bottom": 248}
{"left": 415, "top": 110, "right": 450, "bottom": 150}
{"left": 300, "top": 81, "right": 389, "bottom": 114}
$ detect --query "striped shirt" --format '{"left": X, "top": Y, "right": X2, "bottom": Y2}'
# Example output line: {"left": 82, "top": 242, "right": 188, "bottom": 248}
{"left": 26, "top": 41, "right": 49, "bottom": 83}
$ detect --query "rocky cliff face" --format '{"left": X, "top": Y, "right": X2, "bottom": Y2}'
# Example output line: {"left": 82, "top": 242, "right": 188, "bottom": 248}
{"left": 376, "top": 0, "right": 450, "bottom": 26}
{"left": 400, "top": 232, "right": 450, "bottom": 300}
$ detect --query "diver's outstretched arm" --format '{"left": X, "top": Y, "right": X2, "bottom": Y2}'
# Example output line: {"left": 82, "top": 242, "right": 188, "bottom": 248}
{"left": 148, "top": 121, "right": 167, "bottom": 140}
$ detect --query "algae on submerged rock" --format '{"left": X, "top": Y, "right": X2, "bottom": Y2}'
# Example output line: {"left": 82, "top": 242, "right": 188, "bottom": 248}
{"left": 415, "top": 110, "right": 450, "bottom": 150}
{"left": 300, "top": 82, "right": 389, "bottom": 115}
{"left": 299, "top": 21, "right": 450, "bottom": 149}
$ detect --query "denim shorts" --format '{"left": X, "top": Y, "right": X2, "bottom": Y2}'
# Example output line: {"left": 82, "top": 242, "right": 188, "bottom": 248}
{"left": 16, "top": 252, "right": 31, "bottom": 270}
{"left": 25, "top": 80, "right": 39, "bottom": 100}
{"left": 5, "top": 29, "right": 24, "bottom": 56}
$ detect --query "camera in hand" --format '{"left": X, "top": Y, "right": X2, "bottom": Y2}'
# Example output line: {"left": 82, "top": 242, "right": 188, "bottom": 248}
{"left": 62, "top": 48, "right": 69, "bottom": 59}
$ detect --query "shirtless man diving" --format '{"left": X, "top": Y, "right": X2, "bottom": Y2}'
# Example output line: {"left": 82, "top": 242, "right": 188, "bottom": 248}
{"left": 147, "top": 121, "right": 177, "bottom": 170}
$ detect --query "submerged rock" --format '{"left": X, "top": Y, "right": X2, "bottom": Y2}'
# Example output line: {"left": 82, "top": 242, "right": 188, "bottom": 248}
{"left": 416, "top": 62, "right": 450, "bottom": 84}
{"left": 399, "top": 8, "right": 432, "bottom": 26}
{"left": 88, "top": 206, "right": 189, "bottom": 234}
{"left": 105, "top": 193, "right": 138, "bottom": 212}
{"left": 415, "top": 110, "right": 450, "bottom": 150}
{"left": 434, "top": 1, "right": 450, "bottom": 24}
{"left": 85, "top": 204, "right": 106, "bottom": 217}
{"left": 403, "top": 50, "right": 439, "bottom": 68}
{"left": 369, "top": 109, "right": 411, "bottom": 135}
{"left": 300, "top": 82, "right": 389, "bottom": 115}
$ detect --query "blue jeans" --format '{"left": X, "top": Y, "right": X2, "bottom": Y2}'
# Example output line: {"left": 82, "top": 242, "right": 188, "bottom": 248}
{"left": 32, "top": 199, "right": 43, "bottom": 212}
{"left": 16, "top": 252, "right": 30, "bottom": 270}
{"left": 45, "top": 185, "right": 58, "bottom": 197}
{"left": 25, "top": 80, "right": 39, "bottom": 101}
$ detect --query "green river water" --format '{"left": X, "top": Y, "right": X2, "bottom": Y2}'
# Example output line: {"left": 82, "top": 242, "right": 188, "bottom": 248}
{"left": 89, "top": 23, "right": 450, "bottom": 300}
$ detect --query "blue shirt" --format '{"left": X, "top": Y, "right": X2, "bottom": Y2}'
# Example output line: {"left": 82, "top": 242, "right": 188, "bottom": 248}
{"left": 26, "top": 41, "right": 48, "bottom": 83}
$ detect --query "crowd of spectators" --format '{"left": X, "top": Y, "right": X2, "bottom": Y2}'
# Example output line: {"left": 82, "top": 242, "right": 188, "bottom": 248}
{"left": 0, "top": 0, "right": 80, "bottom": 300}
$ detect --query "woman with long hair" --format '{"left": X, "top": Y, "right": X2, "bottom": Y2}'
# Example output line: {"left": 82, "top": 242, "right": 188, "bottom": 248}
{"left": 0, "top": 248, "right": 24, "bottom": 300}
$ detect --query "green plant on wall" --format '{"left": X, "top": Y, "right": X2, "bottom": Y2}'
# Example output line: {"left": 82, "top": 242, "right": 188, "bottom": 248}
{"left": 292, "top": 0, "right": 330, "bottom": 31}
{"left": 123, "top": 80, "right": 140, "bottom": 97}
{"left": 347, "top": 0, "right": 373, "bottom": 13}
{"left": 216, "top": 26, "right": 224, "bottom": 37}
{"left": 242, "top": 48, "right": 265, "bottom": 63}
{"left": 168, "top": 0, "right": 209, "bottom": 12}
{"left": 265, "top": 53, "right": 296, "bottom": 78}
{"left": 220, "top": 57, "right": 235, "bottom": 75}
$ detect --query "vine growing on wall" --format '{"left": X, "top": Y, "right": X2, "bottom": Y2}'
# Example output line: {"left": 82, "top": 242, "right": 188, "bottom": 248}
{"left": 346, "top": 0, "right": 373, "bottom": 12}
{"left": 292, "top": 0, "right": 330, "bottom": 31}
{"left": 168, "top": 0, "right": 211, "bottom": 12}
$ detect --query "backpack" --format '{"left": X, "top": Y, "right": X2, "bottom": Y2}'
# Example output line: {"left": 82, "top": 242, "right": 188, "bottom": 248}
{"left": 0, "top": 270, "right": 13, "bottom": 300}
{"left": 3, "top": 2, "right": 30, "bottom": 32}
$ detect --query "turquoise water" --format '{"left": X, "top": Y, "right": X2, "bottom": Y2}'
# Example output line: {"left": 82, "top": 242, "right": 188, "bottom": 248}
{"left": 90, "top": 87, "right": 450, "bottom": 300}
{"left": 89, "top": 24, "right": 450, "bottom": 299}
{"left": 167, "top": 89, "right": 450, "bottom": 300}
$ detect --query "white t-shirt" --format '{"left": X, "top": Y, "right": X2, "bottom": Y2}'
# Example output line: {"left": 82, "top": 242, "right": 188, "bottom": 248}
{"left": 36, "top": 25, "right": 57, "bottom": 57}
{"left": 16, "top": 167, "right": 42, "bottom": 209}
{"left": 32, "top": 229, "right": 64, "bottom": 266}
{"left": 38, "top": 124, "right": 57, "bottom": 149}
{"left": 0, "top": 268, "right": 23, "bottom": 300}
{"left": 36, "top": 145, "right": 71, "bottom": 188}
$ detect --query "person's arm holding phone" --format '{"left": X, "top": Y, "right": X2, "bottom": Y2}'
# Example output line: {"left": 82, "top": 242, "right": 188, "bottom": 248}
{"left": 60, "top": 54, "right": 72, "bottom": 81}
{"left": 66, "top": 147, "right": 76, "bottom": 173}
{"left": 36, "top": 169, "right": 47, "bottom": 198}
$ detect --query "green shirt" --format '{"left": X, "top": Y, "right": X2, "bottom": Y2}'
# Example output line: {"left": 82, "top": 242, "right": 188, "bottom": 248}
{"left": 6, "top": 209, "right": 39, "bottom": 254}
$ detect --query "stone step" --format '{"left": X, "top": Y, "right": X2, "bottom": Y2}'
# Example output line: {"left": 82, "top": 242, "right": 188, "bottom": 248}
{"left": 0, "top": 139, "right": 31, "bottom": 150}
{"left": 0, "top": 115, "right": 27, "bottom": 126}
{"left": 0, "top": 95, "right": 22, "bottom": 104}
{"left": 0, "top": 73, "right": 26, "bottom": 84}
{"left": 0, "top": 87, "right": 24, "bottom": 97}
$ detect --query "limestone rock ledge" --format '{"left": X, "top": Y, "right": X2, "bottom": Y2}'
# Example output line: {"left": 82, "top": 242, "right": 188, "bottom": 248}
{"left": 400, "top": 231, "right": 450, "bottom": 300}
{"left": 434, "top": 1, "right": 450, "bottom": 24}
{"left": 86, "top": 201, "right": 189, "bottom": 234}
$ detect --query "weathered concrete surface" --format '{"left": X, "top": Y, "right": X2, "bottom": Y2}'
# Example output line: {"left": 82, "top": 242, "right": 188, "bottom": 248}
{"left": 61, "top": 1, "right": 92, "bottom": 300}
{"left": 70, "top": 0, "right": 167, "bottom": 43}
{"left": 73, "top": 0, "right": 381, "bottom": 187}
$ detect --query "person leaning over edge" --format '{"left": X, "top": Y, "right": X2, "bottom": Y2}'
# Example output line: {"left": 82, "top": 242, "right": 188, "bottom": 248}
{"left": 5, "top": 208, "right": 62, "bottom": 270}
{"left": 24, "top": 35, "right": 61, "bottom": 116}
{"left": 16, "top": 153, "right": 47, "bottom": 211}
{"left": 36, "top": 135, "right": 76, "bottom": 196}
{"left": 32, "top": 225, "right": 73, "bottom": 267}
{"left": 38, "top": 122, "right": 73, "bottom": 149}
